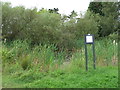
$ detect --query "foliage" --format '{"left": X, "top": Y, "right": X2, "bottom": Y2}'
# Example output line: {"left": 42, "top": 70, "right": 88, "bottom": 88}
{"left": 2, "top": 2, "right": 119, "bottom": 50}
{"left": 2, "top": 38, "right": 118, "bottom": 88}
{"left": 1, "top": 1, "right": 118, "bottom": 88}
{"left": 20, "top": 55, "right": 31, "bottom": 70}
{"left": 76, "top": 12, "right": 99, "bottom": 39}
{"left": 88, "top": 2, "right": 104, "bottom": 16}
{"left": 3, "top": 66, "right": 118, "bottom": 88}
{"left": 88, "top": 2, "right": 119, "bottom": 37}
{"left": 2, "top": 38, "right": 118, "bottom": 71}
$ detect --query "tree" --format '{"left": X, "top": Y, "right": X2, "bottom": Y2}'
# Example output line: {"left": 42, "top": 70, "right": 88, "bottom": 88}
{"left": 48, "top": 8, "right": 59, "bottom": 14}
{"left": 88, "top": 2, "right": 104, "bottom": 16}
{"left": 23, "top": 10, "right": 62, "bottom": 45}
{"left": 75, "top": 11, "right": 99, "bottom": 39}
{"left": 88, "top": 2, "right": 119, "bottom": 37}
{"left": 2, "top": 2, "right": 38, "bottom": 41}
{"left": 69, "top": 10, "right": 77, "bottom": 18}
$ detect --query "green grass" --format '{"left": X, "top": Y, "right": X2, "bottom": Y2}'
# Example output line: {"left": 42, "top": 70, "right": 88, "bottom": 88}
{"left": 2, "top": 39, "right": 118, "bottom": 88}
{"left": 2, "top": 66, "right": 118, "bottom": 88}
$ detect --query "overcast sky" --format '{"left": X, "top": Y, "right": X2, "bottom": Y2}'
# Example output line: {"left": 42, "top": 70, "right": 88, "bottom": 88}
{"left": 2, "top": 0, "right": 91, "bottom": 15}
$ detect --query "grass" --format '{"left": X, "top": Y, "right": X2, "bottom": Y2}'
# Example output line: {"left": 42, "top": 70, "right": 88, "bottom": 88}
{"left": 1, "top": 38, "right": 118, "bottom": 88}
{"left": 2, "top": 66, "right": 118, "bottom": 88}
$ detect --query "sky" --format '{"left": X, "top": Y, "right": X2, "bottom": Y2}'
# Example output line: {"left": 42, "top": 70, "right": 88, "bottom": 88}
{"left": 1, "top": 0, "right": 91, "bottom": 15}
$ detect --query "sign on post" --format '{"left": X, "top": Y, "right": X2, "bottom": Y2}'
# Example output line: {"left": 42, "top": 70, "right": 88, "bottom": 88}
{"left": 84, "top": 34, "right": 96, "bottom": 71}
{"left": 85, "top": 35, "right": 93, "bottom": 44}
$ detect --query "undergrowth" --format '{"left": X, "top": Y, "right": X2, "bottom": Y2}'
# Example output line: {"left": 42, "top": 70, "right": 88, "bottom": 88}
{"left": 2, "top": 38, "right": 118, "bottom": 88}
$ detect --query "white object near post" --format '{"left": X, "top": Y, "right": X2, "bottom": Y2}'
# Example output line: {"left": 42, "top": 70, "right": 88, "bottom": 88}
{"left": 85, "top": 34, "right": 94, "bottom": 44}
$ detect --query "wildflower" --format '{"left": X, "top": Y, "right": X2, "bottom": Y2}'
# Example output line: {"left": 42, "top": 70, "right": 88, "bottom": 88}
{"left": 113, "top": 40, "right": 115, "bottom": 44}
{"left": 4, "top": 38, "right": 6, "bottom": 43}
{"left": 113, "top": 40, "right": 118, "bottom": 46}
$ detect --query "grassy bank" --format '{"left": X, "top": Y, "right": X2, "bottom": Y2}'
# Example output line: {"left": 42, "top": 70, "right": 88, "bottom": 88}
{"left": 2, "top": 39, "right": 118, "bottom": 88}
{"left": 3, "top": 66, "right": 118, "bottom": 88}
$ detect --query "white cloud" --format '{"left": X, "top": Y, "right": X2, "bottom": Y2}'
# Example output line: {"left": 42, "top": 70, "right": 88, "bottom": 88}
{"left": 2, "top": 0, "right": 90, "bottom": 15}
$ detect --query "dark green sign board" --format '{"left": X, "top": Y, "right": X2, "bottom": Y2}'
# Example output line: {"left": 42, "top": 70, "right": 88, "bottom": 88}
{"left": 84, "top": 34, "right": 96, "bottom": 71}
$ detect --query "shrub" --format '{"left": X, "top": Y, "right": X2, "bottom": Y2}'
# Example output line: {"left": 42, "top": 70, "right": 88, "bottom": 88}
{"left": 20, "top": 55, "right": 31, "bottom": 70}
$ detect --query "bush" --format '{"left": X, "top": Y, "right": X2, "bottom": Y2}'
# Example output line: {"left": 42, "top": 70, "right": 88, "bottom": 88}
{"left": 20, "top": 55, "right": 31, "bottom": 70}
